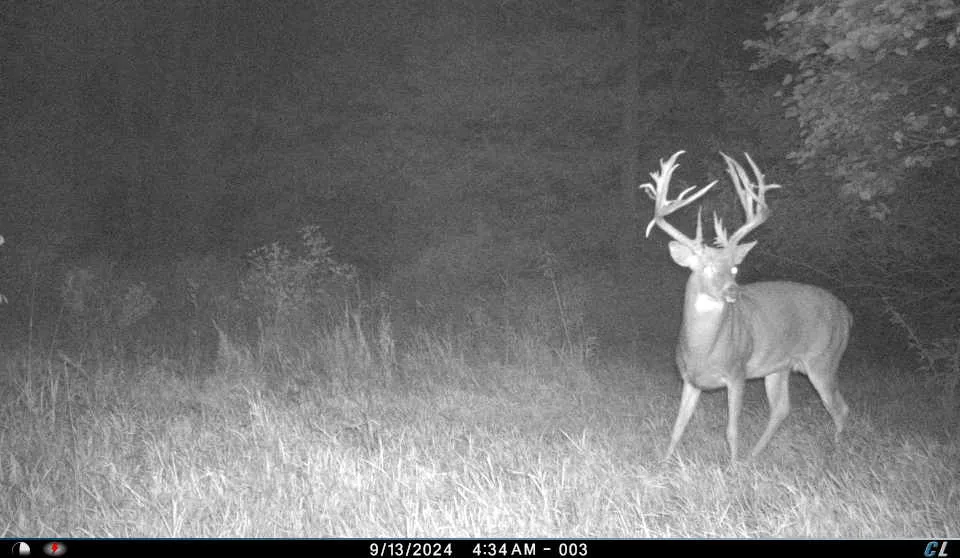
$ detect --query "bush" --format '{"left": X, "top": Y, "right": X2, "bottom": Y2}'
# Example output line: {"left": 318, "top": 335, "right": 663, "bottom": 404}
{"left": 240, "top": 225, "right": 357, "bottom": 335}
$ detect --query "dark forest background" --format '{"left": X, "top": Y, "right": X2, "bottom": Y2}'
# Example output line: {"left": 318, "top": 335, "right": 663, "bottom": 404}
{"left": 0, "top": 0, "right": 957, "bottom": 366}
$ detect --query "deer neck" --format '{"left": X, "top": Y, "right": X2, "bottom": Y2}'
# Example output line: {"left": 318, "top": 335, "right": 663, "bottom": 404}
{"left": 678, "top": 273, "right": 736, "bottom": 359}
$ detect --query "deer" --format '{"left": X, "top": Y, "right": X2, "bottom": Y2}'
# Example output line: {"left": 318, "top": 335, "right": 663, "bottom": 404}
{"left": 640, "top": 151, "right": 852, "bottom": 461}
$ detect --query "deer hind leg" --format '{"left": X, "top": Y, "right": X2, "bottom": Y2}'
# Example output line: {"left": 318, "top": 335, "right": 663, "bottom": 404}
{"left": 665, "top": 380, "right": 701, "bottom": 459}
{"left": 750, "top": 371, "right": 791, "bottom": 458}
{"left": 805, "top": 359, "right": 849, "bottom": 442}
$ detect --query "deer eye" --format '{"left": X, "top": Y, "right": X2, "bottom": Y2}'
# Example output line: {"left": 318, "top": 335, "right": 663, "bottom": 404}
{"left": 731, "top": 266, "right": 739, "bottom": 276}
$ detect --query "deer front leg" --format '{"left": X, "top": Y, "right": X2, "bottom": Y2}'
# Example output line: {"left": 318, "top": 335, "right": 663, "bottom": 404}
{"left": 665, "top": 380, "right": 701, "bottom": 459}
{"left": 726, "top": 377, "right": 746, "bottom": 461}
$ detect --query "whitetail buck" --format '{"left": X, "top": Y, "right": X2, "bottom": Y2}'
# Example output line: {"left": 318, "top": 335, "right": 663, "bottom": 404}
{"left": 641, "top": 151, "right": 852, "bottom": 460}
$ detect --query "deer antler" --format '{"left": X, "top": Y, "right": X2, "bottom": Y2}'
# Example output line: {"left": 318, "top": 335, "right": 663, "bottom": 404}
{"left": 639, "top": 151, "right": 718, "bottom": 248}
{"left": 717, "top": 152, "right": 781, "bottom": 247}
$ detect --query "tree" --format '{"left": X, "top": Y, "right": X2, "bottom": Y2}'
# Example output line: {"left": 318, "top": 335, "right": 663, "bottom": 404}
{"left": 747, "top": 0, "right": 959, "bottom": 206}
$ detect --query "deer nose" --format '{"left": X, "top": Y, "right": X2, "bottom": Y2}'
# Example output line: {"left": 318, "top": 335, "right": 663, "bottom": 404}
{"left": 721, "top": 283, "right": 740, "bottom": 303}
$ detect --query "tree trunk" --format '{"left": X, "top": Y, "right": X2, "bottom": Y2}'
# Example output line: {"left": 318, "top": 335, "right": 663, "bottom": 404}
{"left": 617, "top": 0, "right": 642, "bottom": 279}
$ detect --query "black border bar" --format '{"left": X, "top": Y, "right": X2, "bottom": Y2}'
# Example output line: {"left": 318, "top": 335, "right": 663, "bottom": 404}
{"left": 3, "top": 538, "right": 956, "bottom": 558}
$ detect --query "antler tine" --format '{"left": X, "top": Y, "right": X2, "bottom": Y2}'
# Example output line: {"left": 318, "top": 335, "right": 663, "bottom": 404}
{"left": 640, "top": 151, "right": 717, "bottom": 247}
{"left": 719, "top": 152, "right": 781, "bottom": 245}
{"left": 713, "top": 212, "right": 728, "bottom": 248}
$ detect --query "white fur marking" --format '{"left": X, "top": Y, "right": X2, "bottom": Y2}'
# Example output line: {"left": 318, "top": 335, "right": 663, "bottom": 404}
{"left": 694, "top": 292, "right": 724, "bottom": 313}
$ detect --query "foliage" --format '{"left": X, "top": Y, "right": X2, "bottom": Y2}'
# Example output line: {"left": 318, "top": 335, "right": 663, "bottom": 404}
{"left": 747, "top": 0, "right": 960, "bottom": 202}
{"left": 240, "top": 225, "right": 357, "bottom": 332}
{"left": 58, "top": 263, "right": 158, "bottom": 352}
{"left": 178, "top": 254, "right": 242, "bottom": 326}
{"left": 884, "top": 300, "right": 959, "bottom": 433}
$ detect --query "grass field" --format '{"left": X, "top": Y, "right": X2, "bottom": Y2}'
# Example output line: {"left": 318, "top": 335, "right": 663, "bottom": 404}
{"left": 2, "top": 318, "right": 956, "bottom": 539}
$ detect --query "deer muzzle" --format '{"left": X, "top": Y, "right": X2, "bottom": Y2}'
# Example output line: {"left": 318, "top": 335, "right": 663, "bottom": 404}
{"left": 721, "top": 283, "right": 740, "bottom": 303}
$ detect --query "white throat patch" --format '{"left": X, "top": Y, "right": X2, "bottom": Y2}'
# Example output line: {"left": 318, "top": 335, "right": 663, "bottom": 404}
{"left": 693, "top": 292, "right": 724, "bottom": 313}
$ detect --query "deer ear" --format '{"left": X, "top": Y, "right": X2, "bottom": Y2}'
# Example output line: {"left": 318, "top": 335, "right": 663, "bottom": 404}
{"left": 668, "top": 241, "right": 697, "bottom": 268}
{"left": 733, "top": 240, "right": 757, "bottom": 264}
